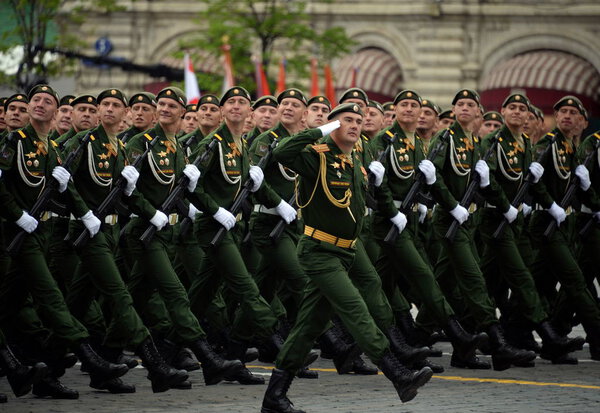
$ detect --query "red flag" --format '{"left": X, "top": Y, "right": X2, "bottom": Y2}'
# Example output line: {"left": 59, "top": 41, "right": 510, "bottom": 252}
{"left": 184, "top": 53, "right": 200, "bottom": 104}
{"left": 310, "top": 57, "right": 320, "bottom": 96}
{"left": 324, "top": 63, "right": 336, "bottom": 108}
{"left": 221, "top": 37, "right": 235, "bottom": 94}
{"left": 276, "top": 58, "right": 286, "bottom": 95}
{"left": 350, "top": 66, "right": 358, "bottom": 88}
{"left": 254, "top": 57, "right": 270, "bottom": 97}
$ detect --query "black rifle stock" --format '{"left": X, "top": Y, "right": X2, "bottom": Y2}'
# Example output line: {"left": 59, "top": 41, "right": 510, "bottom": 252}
{"left": 492, "top": 133, "right": 558, "bottom": 239}
{"left": 544, "top": 137, "right": 600, "bottom": 238}
{"left": 210, "top": 139, "right": 278, "bottom": 247}
{"left": 71, "top": 133, "right": 161, "bottom": 248}
{"left": 139, "top": 135, "right": 221, "bottom": 247}
{"left": 7, "top": 131, "right": 93, "bottom": 255}
{"left": 444, "top": 131, "right": 500, "bottom": 242}
{"left": 384, "top": 128, "right": 451, "bottom": 244}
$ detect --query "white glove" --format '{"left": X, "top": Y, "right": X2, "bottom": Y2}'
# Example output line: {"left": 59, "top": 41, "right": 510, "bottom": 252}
{"left": 417, "top": 203, "right": 427, "bottom": 224}
{"left": 547, "top": 202, "right": 566, "bottom": 226}
{"left": 593, "top": 211, "right": 600, "bottom": 221}
{"left": 529, "top": 162, "right": 544, "bottom": 184}
{"left": 522, "top": 203, "right": 532, "bottom": 217}
{"left": 390, "top": 211, "right": 407, "bottom": 233}
{"left": 368, "top": 161, "right": 385, "bottom": 187}
{"left": 188, "top": 204, "right": 199, "bottom": 219}
{"left": 503, "top": 205, "right": 518, "bottom": 223}
{"left": 317, "top": 120, "right": 341, "bottom": 136}
{"left": 0, "top": 169, "right": 2, "bottom": 178}
{"left": 150, "top": 210, "right": 169, "bottom": 231}
{"left": 475, "top": 160, "right": 490, "bottom": 188}
{"left": 575, "top": 165, "right": 591, "bottom": 191}
{"left": 52, "top": 166, "right": 70, "bottom": 193}
{"left": 183, "top": 164, "right": 201, "bottom": 192}
{"left": 275, "top": 200, "right": 297, "bottom": 224}
{"left": 213, "top": 207, "right": 236, "bottom": 230}
{"left": 81, "top": 210, "right": 101, "bottom": 237}
{"left": 121, "top": 165, "right": 139, "bottom": 196}
{"left": 449, "top": 204, "right": 469, "bottom": 225}
{"left": 418, "top": 160, "right": 436, "bottom": 185}
{"left": 15, "top": 211, "right": 38, "bottom": 233}
{"left": 249, "top": 166, "right": 264, "bottom": 192}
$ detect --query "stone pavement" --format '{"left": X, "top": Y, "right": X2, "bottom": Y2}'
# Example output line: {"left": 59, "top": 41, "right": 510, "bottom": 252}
{"left": 2, "top": 337, "right": 599, "bottom": 413}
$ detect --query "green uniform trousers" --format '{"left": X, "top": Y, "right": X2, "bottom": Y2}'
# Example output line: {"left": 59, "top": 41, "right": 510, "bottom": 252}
{"left": 48, "top": 217, "right": 80, "bottom": 293}
{"left": 67, "top": 221, "right": 149, "bottom": 349}
{"left": 479, "top": 210, "right": 546, "bottom": 324}
{"left": 276, "top": 237, "right": 389, "bottom": 373}
{"left": 126, "top": 218, "right": 204, "bottom": 345}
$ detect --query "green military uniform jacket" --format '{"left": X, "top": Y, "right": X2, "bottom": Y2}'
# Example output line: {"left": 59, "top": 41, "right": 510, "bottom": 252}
{"left": 245, "top": 126, "right": 263, "bottom": 149}
{"left": 55, "top": 127, "right": 80, "bottom": 151}
{"left": 273, "top": 128, "right": 368, "bottom": 241}
{"left": 178, "top": 128, "right": 205, "bottom": 158}
{"left": 576, "top": 131, "right": 600, "bottom": 211}
{"left": 63, "top": 124, "right": 128, "bottom": 215}
{"left": 125, "top": 123, "right": 187, "bottom": 221}
{"left": 371, "top": 122, "right": 427, "bottom": 219}
{"left": 0, "top": 123, "right": 86, "bottom": 221}
{"left": 118, "top": 125, "right": 145, "bottom": 143}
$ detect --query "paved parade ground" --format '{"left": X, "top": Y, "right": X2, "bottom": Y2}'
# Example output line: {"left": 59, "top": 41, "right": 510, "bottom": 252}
{"left": 2, "top": 332, "right": 599, "bottom": 413}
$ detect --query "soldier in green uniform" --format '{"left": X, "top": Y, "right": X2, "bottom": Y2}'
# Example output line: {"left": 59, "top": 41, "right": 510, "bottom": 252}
{"left": 181, "top": 103, "right": 198, "bottom": 135}
{"left": 179, "top": 94, "right": 220, "bottom": 157}
{"left": 246, "top": 95, "right": 278, "bottom": 147}
{"left": 54, "top": 95, "right": 99, "bottom": 150}
{"left": 261, "top": 104, "right": 433, "bottom": 413}
{"left": 124, "top": 86, "right": 243, "bottom": 385}
{"left": 0, "top": 85, "right": 129, "bottom": 398}
{"left": 529, "top": 96, "right": 600, "bottom": 360}
{"left": 187, "top": 86, "right": 280, "bottom": 385}
{"left": 478, "top": 111, "right": 503, "bottom": 138}
{"left": 63, "top": 88, "right": 189, "bottom": 393}
{"left": 48, "top": 95, "right": 75, "bottom": 141}
{"left": 372, "top": 90, "right": 486, "bottom": 371}
{"left": 0, "top": 97, "right": 7, "bottom": 135}
{"left": 429, "top": 89, "right": 536, "bottom": 371}
{"left": 478, "top": 93, "right": 579, "bottom": 362}
{"left": 2, "top": 94, "right": 29, "bottom": 138}
{"left": 305, "top": 95, "right": 331, "bottom": 128}
{"left": 119, "top": 92, "right": 157, "bottom": 143}
{"left": 362, "top": 100, "right": 385, "bottom": 140}
{"left": 437, "top": 109, "right": 455, "bottom": 131}
{"left": 382, "top": 102, "right": 395, "bottom": 128}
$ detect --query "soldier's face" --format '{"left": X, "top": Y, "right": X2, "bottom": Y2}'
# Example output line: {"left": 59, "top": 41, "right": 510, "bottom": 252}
{"left": 363, "top": 107, "right": 384, "bottom": 134}
{"left": 501, "top": 102, "right": 528, "bottom": 129}
{"left": 332, "top": 112, "right": 363, "bottom": 145}
{"left": 98, "top": 97, "right": 127, "bottom": 128}
{"left": 131, "top": 103, "right": 156, "bottom": 130}
{"left": 278, "top": 98, "right": 306, "bottom": 128}
{"left": 394, "top": 99, "right": 421, "bottom": 130}
{"left": 55, "top": 105, "right": 73, "bottom": 133}
{"left": 383, "top": 110, "right": 395, "bottom": 127}
{"left": 28, "top": 93, "right": 57, "bottom": 124}
{"left": 221, "top": 97, "right": 250, "bottom": 125}
{"left": 157, "top": 98, "right": 185, "bottom": 127}
{"left": 253, "top": 105, "right": 278, "bottom": 131}
{"left": 452, "top": 99, "right": 478, "bottom": 126}
{"left": 417, "top": 107, "right": 438, "bottom": 133}
{"left": 479, "top": 120, "right": 502, "bottom": 137}
{"left": 182, "top": 111, "right": 198, "bottom": 134}
{"left": 522, "top": 112, "right": 537, "bottom": 137}
{"left": 0, "top": 106, "right": 6, "bottom": 130}
{"left": 555, "top": 106, "right": 579, "bottom": 135}
{"left": 305, "top": 103, "right": 329, "bottom": 128}
{"left": 198, "top": 103, "right": 221, "bottom": 130}
{"left": 243, "top": 112, "right": 255, "bottom": 134}
{"left": 72, "top": 103, "right": 99, "bottom": 132}
{"left": 438, "top": 117, "right": 454, "bottom": 130}
{"left": 6, "top": 101, "right": 29, "bottom": 129}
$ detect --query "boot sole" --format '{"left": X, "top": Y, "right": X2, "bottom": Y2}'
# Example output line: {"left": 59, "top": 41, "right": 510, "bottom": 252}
{"left": 148, "top": 370, "right": 189, "bottom": 393}
{"left": 492, "top": 351, "right": 536, "bottom": 371}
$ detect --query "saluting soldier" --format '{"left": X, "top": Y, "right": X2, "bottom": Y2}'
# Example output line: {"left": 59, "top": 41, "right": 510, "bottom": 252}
{"left": 260, "top": 104, "right": 432, "bottom": 413}
{"left": 528, "top": 96, "right": 600, "bottom": 360}
{"left": 124, "top": 86, "right": 243, "bottom": 386}
{"left": 0, "top": 85, "right": 129, "bottom": 398}
{"left": 429, "top": 89, "right": 536, "bottom": 371}
{"left": 186, "top": 86, "right": 280, "bottom": 385}
{"left": 478, "top": 93, "right": 579, "bottom": 363}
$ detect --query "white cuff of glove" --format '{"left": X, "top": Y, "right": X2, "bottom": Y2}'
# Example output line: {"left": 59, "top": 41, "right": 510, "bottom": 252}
{"left": 121, "top": 165, "right": 139, "bottom": 196}
{"left": 188, "top": 204, "right": 199, "bottom": 219}
{"left": 475, "top": 160, "right": 490, "bottom": 188}
{"left": 368, "top": 161, "right": 385, "bottom": 187}
{"left": 503, "top": 205, "right": 518, "bottom": 224}
{"left": 52, "top": 166, "right": 71, "bottom": 193}
{"left": 183, "top": 164, "right": 201, "bottom": 192}
{"left": 390, "top": 211, "right": 407, "bottom": 233}
{"left": 213, "top": 207, "right": 236, "bottom": 230}
{"left": 449, "top": 204, "right": 469, "bottom": 225}
{"left": 418, "top": 160, "right": 436, "bottom": 185}
{"left": 575, "top": 165, "right": 591, "bottom": 191}
{"left": 547, "top": 202, "right": 566, "bottom": 225}
{"left": 275, "top": 200, "right": 297, "bottom": 224}
{"left": 249, "top": 166, "right": 264, "bottom": 192}
{"left": 317, "top": 120, "right": 341, "bottom": 136}
{"left": 150, "top": 210, "right": 169, "bottom": 231}
{"left": 81, "top": 210, "right": 101, "bottom": 237}
{"left": 529, "top": 162, "right": 544, "bottom": 184}
{"left": 522, "top": 203, "right": 532, "bottom": 217}
{"left": 15, "top": 211, "right": 38, "bottom": 233}
{"left": 417, "top": 203, "right": 428, "bottom": 224}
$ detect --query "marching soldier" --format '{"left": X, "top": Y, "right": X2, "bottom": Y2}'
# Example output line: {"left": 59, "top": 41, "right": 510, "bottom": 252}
{"left": 246, "top": 95, "right": 278, "bottom": 147}
{"left": 55, "top": 94, "right": 99, "bottom": 150}
{"left": 305, "top": 95, "right": 331, "bottom": 128}
{"left": 2, "top": 94, "right": 29, "bottom": 137}
{"left": 478, "top": 111, "right": 503, "bottom": 138}
{"left": 181, "top": 104, "right": 199, "bottom": 135}
{"left": 382, "top": 102, "right": 395, "bottom": 127}
{"left": 437, "top": 109, "right": 455, "bottom": 131}
{"left": 179, "top": 94, "right": 220, "bottom": 156}
{"left": 48, "top": 95, "right": 75, "bottom": 141}
{"left": 119, "top": 92, "right": 157, "bottom": 143}
{"left": 362, "top": 100, "right": 385, "bottom": 139}
{"left": 261, "top": 104, "right": 432, "bottom": 413}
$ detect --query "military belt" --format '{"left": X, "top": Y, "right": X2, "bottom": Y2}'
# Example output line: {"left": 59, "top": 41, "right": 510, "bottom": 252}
{"left": 39, "top": 211, "right": 52, "bottom": 222}
{"left": 304, "top": 225, "right": 356, "bottom": 249}
{"left": 49, "top": 212, "right": 69, "bottom": 219}
{"left": 104, "top": 214, "right": 119, "bottom": 225}
{"left": 484, "top": 202, "right": 524, "bottom": 212}
{"left": 253, "top": 204, "right": 279, "bottom": 216}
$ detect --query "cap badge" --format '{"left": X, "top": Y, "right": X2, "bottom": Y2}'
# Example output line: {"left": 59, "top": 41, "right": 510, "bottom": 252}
{"left": 290, "top": 90, "right": 295, "bottom": 96}
{"left": 111, "top": 89, "right": 117, "bottom": 95}
{"left": 233, "top": 89, "right": 239, "bottom": 94}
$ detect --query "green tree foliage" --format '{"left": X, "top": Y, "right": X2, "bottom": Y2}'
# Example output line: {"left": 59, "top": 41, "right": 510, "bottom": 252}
{"left": 180, "top": 0, "right": 354, "bottom": 95}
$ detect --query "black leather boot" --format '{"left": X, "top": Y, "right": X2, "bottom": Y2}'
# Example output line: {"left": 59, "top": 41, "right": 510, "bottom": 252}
{"left": 319, "top": 328, "right": 361, "bottom": 374}
{"left": 296, "top": 367, "right": 318, "bottom": 379}
{"left": 536, "top": 320, "right": 579, "bottom": 359}
{"left": 487, "top": 324, "right": 536, "bottom": 371}
{"left": 137, "top": 337, "right": 189, "bottom": 393}
{"left": 224, "top": 339, "right": 265, "bottom": 385}
{"left": 261, "top": 368, "right": 306, "bottom": 413}
{"left": 33, "top": 376, "right": 79, "bottom": 399}
{"left": 190, "top": 338, "right": 243, "bottom": 385}
{"left": 172, "top": 347, "right": 200, "bottom": 372}
{"left": 75, "top": 340, "right": 128, "bottom": 382}
{"left": 450, "top": 352, "right": 491, "bottom": 369}
{"left": 117, "top": 353, "right": 139, "bottom": 369}
{"left": 90, "top": 377, "right": 136, "bottom": 393}
{"left": 349, "top": 356, "right": 378, "bottom": 375}
{"left": 445, "top": 317, "right": 488, "bottom": 363}
{"left": 0, "top": 345, "right": 47, "bottom": 397}
{"left": 378, "top": 350, "right": 433, "bottom": 403}
{"left": 386, "top": 325, "right": 430, "bottom": 364}
{"left": 411, "top": 358, "right": 444, "bottom": 373}
{"left": 586, "top": 325, "right": 600, "bottom": 361}
{"left": 259, "top": 332, "right": 285, "bottom": 363}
